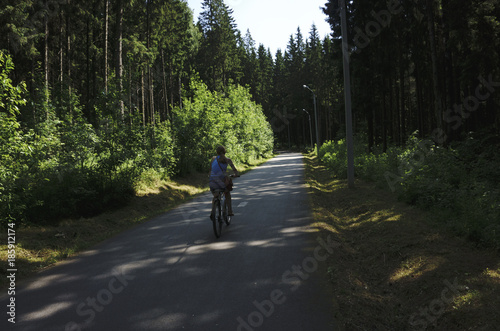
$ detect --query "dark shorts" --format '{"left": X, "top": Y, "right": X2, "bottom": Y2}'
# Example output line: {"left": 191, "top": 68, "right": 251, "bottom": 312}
{"left": 209, "top": 176, "right": 226, "bottom": 192}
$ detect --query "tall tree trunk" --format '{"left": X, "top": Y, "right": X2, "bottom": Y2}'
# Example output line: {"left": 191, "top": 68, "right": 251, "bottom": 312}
{"left": 141, "top": 68, "right": 146, "bottom": 127}
{"left": 169, "top": 65, "right": 174, "bottom": 115}
{"left": 395, "top": 79, "right": 401, "bottom": 145}
{"left": 367, "top": 104, "right": 374, "bottom": 152}
{"left": 415, "top": 62, "right": 425, "bottom": 137}
{"left": 67, "top": 0, "right": 72, "bottom": 117}
{"left": 441, "top": 0, "right": 459, "bottom": 140}
{"left": 116, "top": 0, "right": 124, "bottom": 120}
{"left": 44, "top": 0, "right": 49, "bottom": 111}
{"left": 382, "top": 76, "right": 388, "bottom": 152}
{"left": 150, "top": 68, "right": 155, "bottom": 126}
{"left": 400, "top": 62, "right": 406, "bottom": 143}
{"left": 128, "top": 62, "right": 132, "bottom": 124}
{"left": 104, "top": 0, "right": 109, "bottom": 94}
{"left": 146, "top": 0, "right": 151, "bottom": 125}
{"left": 178, "top": 74, "right": 182, "bottom": 110}
{"left": 59, "top": 10, "right": 64, "bottom": 100}
{"left": 86, "top": 12, "right": 91, "bottom": 118}
{"left": 426, "top": 0, "right": 443, "bottom": 133}
{"left": 388, "top": 75, "right": 394, "bottom": 143}
{"left": 161, "top": 49, "right": 169, "bottom": 120}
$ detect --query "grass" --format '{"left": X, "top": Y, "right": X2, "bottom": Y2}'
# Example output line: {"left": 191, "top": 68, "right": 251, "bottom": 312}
{"left": 0, "top": 157, "right": 271, "bottom": 290}
{"left": 303, "top": 152, "right": 500, "bottom": 330}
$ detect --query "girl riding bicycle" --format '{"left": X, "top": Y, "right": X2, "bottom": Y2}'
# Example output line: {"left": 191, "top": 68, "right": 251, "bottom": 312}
{"left": 209, "top": 146, "right": 239, "bottom": 221}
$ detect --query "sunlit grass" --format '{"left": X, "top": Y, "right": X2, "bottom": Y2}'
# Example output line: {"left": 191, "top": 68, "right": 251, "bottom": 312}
{"left": 453, "top": 290, "right": 481, "bottom": 310}
{"left": 389, "top": 256, "right": 443, "bottom": 283}
{"left": 483, "top": 266, "right": 500, "bottom": 282}
{"left": 136, "top": 180, "right": 207, "bottom": 197}
{"left": 311, "top": 221, "right": 341, "bottom": 234}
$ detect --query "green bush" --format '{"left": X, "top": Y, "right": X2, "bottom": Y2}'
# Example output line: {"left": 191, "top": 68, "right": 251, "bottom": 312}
{"left": 1, "top": 55, "right": 273, "bottom": 225}
{"left": 319, "top": 132, "right": 500, "bottom": 247}
{"left": 319, "top": 140, "right": 347, "bottom": 178}
{"left": 319, "top": 137, "right": 399, "bottom": 186}
{"left": 173, "top": 78, "right": 273, "bottom": 175}
{"left": 0, "top": 51, "right": 28, "bottom": 225}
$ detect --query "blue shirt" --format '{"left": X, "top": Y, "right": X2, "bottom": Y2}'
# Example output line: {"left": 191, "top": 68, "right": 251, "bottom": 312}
{"left": 209, "top": 156, "right": 228, "bottom": 190}
{"left": 210, "top": 156, "right": 228, "bottom": 176}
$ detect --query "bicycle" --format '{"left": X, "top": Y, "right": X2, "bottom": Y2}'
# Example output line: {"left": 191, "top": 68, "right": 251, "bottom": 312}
{"left": 212, "top": 175, "right": 238, "bottom": 238}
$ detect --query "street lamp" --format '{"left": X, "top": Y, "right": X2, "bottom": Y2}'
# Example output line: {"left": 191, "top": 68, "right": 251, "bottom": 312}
{"left": 303, "top": 109, "right": 313, "bottom": 150}
{"left": 303, "top": 85, "right": 320, "bottom": 153}
{"left": 340, "top": 0, "right": 355, "bottom": 188}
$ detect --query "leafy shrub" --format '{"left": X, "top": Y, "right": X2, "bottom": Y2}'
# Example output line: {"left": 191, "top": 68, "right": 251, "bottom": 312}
{"left": 173, "top": 78, "right": 273, "bottom": 175}
{"left": 319, "top": 132, "right": 500, "bottom": 247}
{"left": 1, "top": 55, "right": 273, "bottom": 225}
{"left": 0, "top": 51, "right": 28, "bottom": 225}
{"left": 319, "top": 140, "right": 347, "bottom": 178}
{"left": 319, "top": 137, "right": 399, "bottom": 186}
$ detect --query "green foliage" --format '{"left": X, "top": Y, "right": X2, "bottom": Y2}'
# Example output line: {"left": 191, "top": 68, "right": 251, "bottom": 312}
{"left": 173, "top": 77, "right": 273, "bottom": 175}
{"left": 396, "top": 134, "right": 500, "bottom": 246}
{"left": 1, "top": 47, "right": 273, "bottom": 225}
{"left": 319, "top": 140, "right": 348, "bottom": 178}
{"left": 319, "top": 133, "right": 500, "bottom": 247}
{"left": 0, "top": 51, "right": 28, "bottom": 224}
{"left": 319, "top": 136, "right": 399, "bottom": 185}
{"left": 197, "top": 0, "right": 242, "bottom": 91}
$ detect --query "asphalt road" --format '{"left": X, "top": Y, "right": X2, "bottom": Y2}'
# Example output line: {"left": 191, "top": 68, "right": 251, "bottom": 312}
{"left": 1, "top": 152, "right": 337, "bottom": 331}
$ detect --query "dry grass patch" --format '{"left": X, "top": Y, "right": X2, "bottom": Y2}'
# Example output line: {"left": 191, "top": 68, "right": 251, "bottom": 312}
{"left": 304, "top": 153, "right": 500, "bottom": 330}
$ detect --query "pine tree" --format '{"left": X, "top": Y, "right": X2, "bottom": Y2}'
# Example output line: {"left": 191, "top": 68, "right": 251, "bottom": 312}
{"left": 239, "top": 29, "right": 258, "bottom": 98}
{"left": 197, "top": 0, "right": 241, "bottom": 91}
{"left": 255, "top": 44, "right": 273, "bottom": 113}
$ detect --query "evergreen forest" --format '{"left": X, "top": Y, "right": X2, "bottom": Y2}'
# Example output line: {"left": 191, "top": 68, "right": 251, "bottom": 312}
{"left": 1, "top": 0, "right": 499, "bottom": 246}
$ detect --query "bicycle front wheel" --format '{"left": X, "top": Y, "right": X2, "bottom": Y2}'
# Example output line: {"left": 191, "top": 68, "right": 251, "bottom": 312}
{"left": 213, "top": 199, "right": 222, "bottom": 238}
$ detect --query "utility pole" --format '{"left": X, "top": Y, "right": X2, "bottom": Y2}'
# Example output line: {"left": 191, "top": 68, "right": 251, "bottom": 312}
{"left": 340, "top": 0, "right": 355, "bottom": 188}
{"left": 303, "top": 85, "right": 320, "bottom": 154}
{"left": 303, "top": 109, "right": 313, "bottom": 150}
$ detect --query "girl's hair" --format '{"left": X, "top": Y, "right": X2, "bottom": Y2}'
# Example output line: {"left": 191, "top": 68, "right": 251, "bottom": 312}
{"left": 216, "top": 146, "right": 227, "bottom": 164}
{"left": 216, "top": 145, "right": 226, "bottom": 155}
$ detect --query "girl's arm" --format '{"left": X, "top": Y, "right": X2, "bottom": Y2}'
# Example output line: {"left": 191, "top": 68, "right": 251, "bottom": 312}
{"left": 227, "top": 158, "right": 240, "bottom": 176}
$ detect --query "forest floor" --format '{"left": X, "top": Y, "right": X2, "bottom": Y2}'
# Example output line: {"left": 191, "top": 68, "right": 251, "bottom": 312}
{"left": 303, "top": 153, "right": 500, "bottom": 330}
{"left": 0, "top": 158, "right": 269, "bottom": 291}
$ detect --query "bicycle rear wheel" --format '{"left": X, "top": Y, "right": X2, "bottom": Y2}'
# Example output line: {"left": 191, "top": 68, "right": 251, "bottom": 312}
{"left": 213, "top": 198, "right": 223, "bottom": 238}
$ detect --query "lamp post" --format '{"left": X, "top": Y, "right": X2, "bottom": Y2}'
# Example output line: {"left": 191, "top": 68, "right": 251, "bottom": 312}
{"left": 303, "top": 85, "right": 320, "bottom": 154}
{"left": 340, "top": 0, "right": 355, "bottom": 188}
{"left": 303, "top": 109, "right": 313, "bottom": 150}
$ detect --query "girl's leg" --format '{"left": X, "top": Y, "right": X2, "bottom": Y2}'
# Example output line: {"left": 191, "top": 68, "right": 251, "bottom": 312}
{"left": 225, "top": 192, "right": 233, "bottom": 215}
{"left": 210, "top": 191, "right": 217, "bottom": 220}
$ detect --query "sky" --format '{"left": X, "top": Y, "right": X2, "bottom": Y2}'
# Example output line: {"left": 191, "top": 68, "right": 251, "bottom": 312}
{"left": 186, "top": 0, "right": 332, "bottom": 57}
